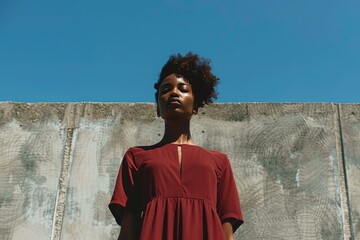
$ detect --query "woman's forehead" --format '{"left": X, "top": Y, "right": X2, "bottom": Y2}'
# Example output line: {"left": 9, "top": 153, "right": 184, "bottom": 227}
{"left": 160, "top": 73, "right": 190, "bottom": 86}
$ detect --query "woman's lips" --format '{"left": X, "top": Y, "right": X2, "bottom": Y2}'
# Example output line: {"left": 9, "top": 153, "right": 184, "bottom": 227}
{"left": 168, "top": 98, "right": 181, "bottom": 105}
{"left": 169, "top": 101, "right": 181, "bottom": 106}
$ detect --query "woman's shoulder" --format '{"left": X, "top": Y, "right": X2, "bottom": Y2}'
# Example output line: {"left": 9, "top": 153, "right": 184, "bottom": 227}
{"left": 195, "top": 146, "right": 230, "bottom": 168}
{"left": 198, "top": 146, "right": 228, "bottom": 160}
{"left": 128, "top": 143, "right": 167, "bottom": 152}
{"left": 121, "top": 145, "right": 157, "bottom": 169}
{"left": 202, "top": 147, "right": 227, "bottom": 158}
{"left": 124, "top": 144, "right": 165, "bottom": 160}
{"left": 124, "top": 145, "right": 154, "bottom": 157}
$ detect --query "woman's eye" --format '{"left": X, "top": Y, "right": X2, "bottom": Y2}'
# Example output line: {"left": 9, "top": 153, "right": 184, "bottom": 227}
{"left": 160, "top": 88, "right": 169, "bottom": 94}
{"left": 180, "top": 87, "right": 189, "bottom": 92}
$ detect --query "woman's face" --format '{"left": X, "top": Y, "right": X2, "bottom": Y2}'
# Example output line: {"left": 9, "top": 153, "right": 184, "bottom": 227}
{"left": 157, "top": 73, "right": 195, "bottom": 121}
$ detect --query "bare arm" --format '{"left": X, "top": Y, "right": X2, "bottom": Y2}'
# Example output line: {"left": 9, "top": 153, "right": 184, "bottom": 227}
{"left": 118, "top": 206, "right": 141, "bottom": 240}
{"left": 222, "top": 222, "right": 234, "bottom": 240}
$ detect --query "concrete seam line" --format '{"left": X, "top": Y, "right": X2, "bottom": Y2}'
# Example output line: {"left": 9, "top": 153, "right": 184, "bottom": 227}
{"left": 334, "top": 103, "right": 352, "bottom": 240}
{"left": 51, "top": 128, "right": 74, "bottom": 240}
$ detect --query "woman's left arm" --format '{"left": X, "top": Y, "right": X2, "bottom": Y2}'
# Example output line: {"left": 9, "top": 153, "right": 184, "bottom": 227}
{"left": 217, "top": 155, "right": 244, "bottom": 238}
{"left": 222, "top": 222, "right": 234, "bottom": 240}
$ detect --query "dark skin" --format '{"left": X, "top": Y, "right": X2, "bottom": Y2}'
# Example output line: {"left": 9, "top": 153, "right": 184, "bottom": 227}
{"left": 118, "top": 73, "right": 234, "bottom": 240}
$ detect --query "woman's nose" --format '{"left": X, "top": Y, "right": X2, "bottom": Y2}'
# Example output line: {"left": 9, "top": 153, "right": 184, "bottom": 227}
{"left": 169, "top": 88, "right": 180, "bottom": 96}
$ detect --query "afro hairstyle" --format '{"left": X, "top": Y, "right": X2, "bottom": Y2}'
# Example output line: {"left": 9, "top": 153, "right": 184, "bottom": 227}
{"left": 154, "top": 52, "right": 219, "bottom": 110}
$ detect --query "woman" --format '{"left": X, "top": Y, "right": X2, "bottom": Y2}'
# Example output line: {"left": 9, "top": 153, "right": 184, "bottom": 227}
{"left": 109, "top": 52, "right": 243, "bottom": 240}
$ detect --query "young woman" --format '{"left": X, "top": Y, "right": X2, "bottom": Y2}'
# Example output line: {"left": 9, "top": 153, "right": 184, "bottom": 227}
{"left": 109, "top": 53, "right": 243, "bottom": 240}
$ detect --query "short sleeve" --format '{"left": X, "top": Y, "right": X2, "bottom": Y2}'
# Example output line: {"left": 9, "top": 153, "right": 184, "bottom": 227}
{"left": 109, "top": 148, "right": 141, "bottom": 225}
{"left": 217, "top": 155, "right": 244, "bottom": 232}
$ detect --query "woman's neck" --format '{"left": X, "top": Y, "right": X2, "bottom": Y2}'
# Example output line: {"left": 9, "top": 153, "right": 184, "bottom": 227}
{"left": 159, "top": 120, "right": 194, "bottom": 145}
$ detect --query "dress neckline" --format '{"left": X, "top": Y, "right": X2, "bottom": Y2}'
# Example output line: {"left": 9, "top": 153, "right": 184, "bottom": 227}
{"left": 166, "top": 143, "right": 199, "bottom": 147}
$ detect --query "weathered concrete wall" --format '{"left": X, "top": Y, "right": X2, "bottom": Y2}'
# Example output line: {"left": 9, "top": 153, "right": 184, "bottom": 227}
{"left": 0, "top": 102, "right": 358, "bottom": 240}
{"left": 340, "top": 105, "right": 360, "bottom": 240}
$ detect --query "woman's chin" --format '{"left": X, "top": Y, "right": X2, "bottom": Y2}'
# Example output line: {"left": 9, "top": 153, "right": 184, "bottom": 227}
{"left": 161, "top": 111, "right": 192, "bottom": 121}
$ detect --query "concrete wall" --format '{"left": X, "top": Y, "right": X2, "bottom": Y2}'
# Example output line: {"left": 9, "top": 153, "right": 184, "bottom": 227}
{"left": 0, "top": 102, "right": 358, "bottom": 240}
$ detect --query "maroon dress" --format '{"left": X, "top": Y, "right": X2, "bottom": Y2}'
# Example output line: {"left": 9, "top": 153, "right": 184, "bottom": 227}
{"left": 109, "top": 143, "right": 243, "bottom": 240}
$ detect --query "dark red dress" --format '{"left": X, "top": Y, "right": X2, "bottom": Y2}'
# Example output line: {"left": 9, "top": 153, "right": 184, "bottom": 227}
{"left": 109, "top": 143, "right": 243, "bottom": 240}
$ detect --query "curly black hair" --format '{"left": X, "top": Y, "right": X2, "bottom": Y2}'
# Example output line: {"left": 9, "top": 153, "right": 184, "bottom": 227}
{"left": 154, "top": 52, "right": 219, "bottom": 109}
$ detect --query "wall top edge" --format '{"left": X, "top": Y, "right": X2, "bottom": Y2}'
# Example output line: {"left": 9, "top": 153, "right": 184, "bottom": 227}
{"left": 1, "top": 101, "right": 360, "bottom": 105}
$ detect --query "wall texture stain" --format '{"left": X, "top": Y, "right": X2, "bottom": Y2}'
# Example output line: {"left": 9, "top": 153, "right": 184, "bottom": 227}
{"left": 0, "top": 102, "right": 358, "bottom": 240}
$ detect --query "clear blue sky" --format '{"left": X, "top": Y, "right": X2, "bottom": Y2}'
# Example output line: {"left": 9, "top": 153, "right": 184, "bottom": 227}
{"left": 1, "top": 0, "right": 359, "bottom": 103}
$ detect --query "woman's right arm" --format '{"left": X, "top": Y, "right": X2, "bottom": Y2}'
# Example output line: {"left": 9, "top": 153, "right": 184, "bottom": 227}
{"left": 118, "top": 206, "right": 141, "bottom": 240}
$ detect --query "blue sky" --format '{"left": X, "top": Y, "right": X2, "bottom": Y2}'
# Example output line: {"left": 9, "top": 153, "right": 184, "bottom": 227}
{"left": 1, "top": 0, "right": 359, "bottom": 103}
